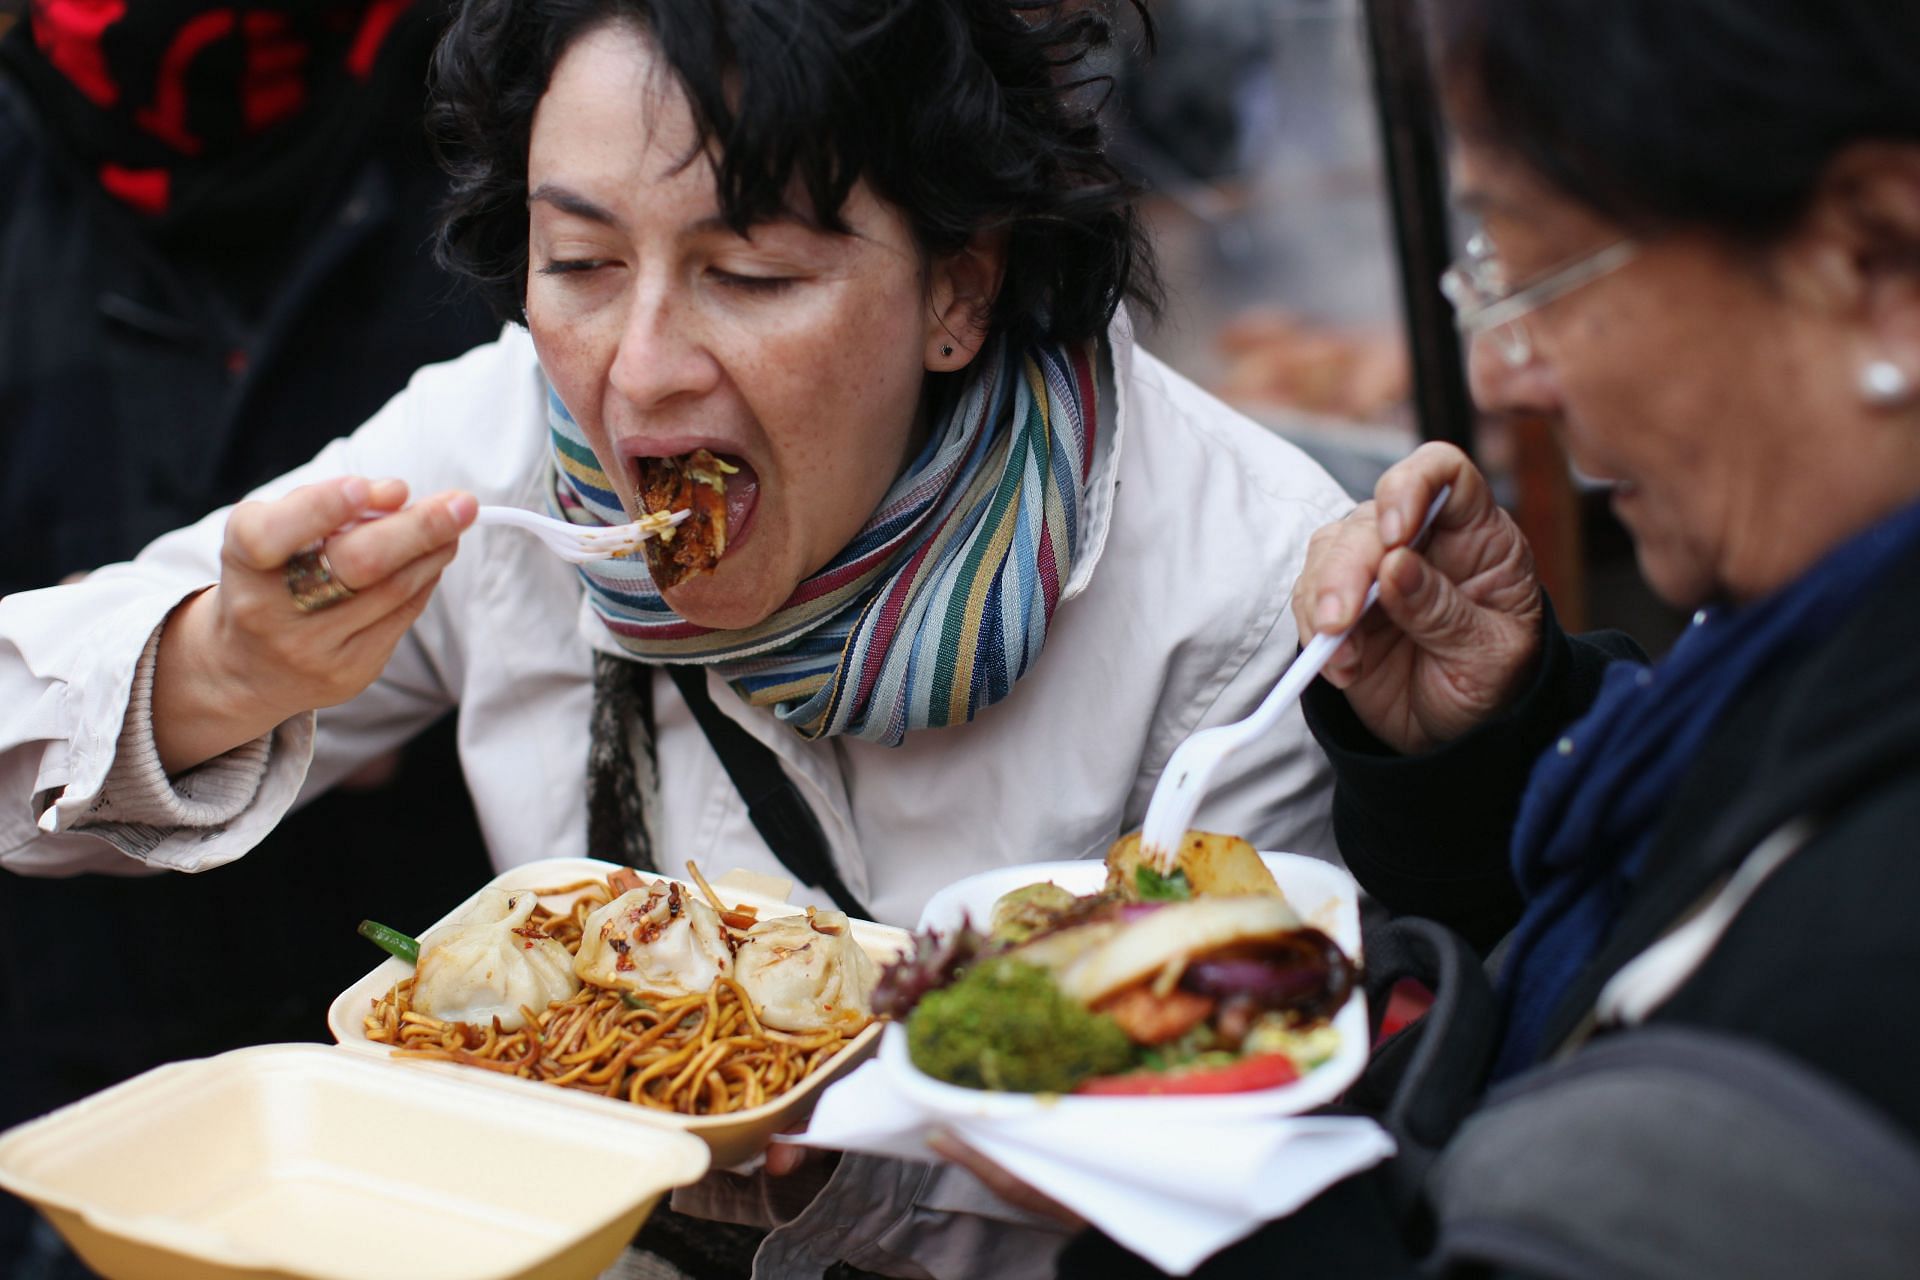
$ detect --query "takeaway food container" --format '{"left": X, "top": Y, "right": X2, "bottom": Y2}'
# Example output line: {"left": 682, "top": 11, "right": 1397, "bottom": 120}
{"left": 0, "top": 1043, "right": 709, "bottom": 1280}
{"left": 327, "top": 857, "right": 912, "bottom": 1169}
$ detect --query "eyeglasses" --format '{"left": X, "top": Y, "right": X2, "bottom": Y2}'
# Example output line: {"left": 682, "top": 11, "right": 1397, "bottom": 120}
{"left": 1440, "top": 231, "right": 1639, "bottom": 367}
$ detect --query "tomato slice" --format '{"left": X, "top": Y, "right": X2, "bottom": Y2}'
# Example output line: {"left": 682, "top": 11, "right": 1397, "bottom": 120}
{"left": 1073, "top": 1051, "right": 1300, "bottom": 1096}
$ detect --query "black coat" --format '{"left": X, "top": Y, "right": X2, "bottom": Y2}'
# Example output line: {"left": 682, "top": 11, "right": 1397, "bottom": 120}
{"left": 0, "top": 34, "right": 499, "bottom": 595}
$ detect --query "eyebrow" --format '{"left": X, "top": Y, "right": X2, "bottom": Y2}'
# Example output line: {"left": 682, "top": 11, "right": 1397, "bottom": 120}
{"left": 526, "top": 184, "right": 836, "bottom": 244}
{"left": 528, "top": 183, "right": 624, "bottom": 229}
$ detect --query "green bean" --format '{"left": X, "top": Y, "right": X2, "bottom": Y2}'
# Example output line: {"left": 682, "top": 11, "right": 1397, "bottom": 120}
{"left": 357, "top": 919, "right": 419, "bottom": 965}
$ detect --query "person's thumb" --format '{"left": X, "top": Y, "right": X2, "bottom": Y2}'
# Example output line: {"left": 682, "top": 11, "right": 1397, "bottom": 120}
{"left": 1375, "top": 547, "right": 1478, "bottom": 651}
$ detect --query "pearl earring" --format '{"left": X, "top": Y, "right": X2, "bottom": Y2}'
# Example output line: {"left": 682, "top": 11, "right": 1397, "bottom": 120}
{"left": 1860, "top": 359, "right": 1914, "bottom": 409}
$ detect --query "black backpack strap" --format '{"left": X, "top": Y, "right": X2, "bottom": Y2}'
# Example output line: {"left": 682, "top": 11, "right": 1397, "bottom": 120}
{"left": 1344, "top": 914, "right": 1500, "bottom": 1220}
{"left": 665, "top": 665, "right": 874, "bottom": 920}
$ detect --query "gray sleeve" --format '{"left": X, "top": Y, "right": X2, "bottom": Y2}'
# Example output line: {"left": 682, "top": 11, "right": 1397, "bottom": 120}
{"left": 1427, "top": 1027, "right": 1920, "bottom": 1280}
{"left": 72, "top": 621, "right": 272, "bottom": 836}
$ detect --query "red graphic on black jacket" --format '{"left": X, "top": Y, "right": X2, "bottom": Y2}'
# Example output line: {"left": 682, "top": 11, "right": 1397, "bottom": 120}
{"left": 25, "top": 0, "right": 413, "bottom": 215}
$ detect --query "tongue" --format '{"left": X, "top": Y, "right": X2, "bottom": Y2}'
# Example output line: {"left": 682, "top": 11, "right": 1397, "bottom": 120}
{"left": 720, "top": 455, "right": 758, "bottom": 534}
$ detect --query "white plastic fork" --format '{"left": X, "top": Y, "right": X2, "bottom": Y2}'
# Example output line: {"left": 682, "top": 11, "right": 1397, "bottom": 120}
{"left": 474, "top": 505, "right": 689, "bottom": 563}
{"left": 1139, "top": 485, "right": 1452, "bottom": 871}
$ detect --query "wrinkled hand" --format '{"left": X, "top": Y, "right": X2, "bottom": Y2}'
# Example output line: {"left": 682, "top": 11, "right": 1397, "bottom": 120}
{"left": 152, "top": 475, "right": 476, "bottom": 772}
{"left": 1292, "top": 443, "right": 1542, "bottom": 754}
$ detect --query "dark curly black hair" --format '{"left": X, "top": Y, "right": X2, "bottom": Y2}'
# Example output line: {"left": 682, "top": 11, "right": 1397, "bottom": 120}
{"left": 1428, "top": 0, "right": 1920, "bottom": 241}
{"left": 429, "top": 0, "right": 1159, "bottom": 354}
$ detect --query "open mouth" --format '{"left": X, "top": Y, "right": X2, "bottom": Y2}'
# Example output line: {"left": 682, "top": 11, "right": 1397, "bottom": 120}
{"left": 634, "top": 449, "right": 758, "bottom": 589}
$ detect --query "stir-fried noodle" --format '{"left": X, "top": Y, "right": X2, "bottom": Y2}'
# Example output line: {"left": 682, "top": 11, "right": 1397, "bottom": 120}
{"left": 363, "top": 879, "right": 869, "bottom": 1115}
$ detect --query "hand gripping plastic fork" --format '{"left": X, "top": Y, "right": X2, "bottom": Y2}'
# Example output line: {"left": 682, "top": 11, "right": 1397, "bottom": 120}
{"left": 473, "top": 505, "right": 689, "bottom": 564}
{"left": 1139, "top": 486, "right": 1451, "bottom": 871}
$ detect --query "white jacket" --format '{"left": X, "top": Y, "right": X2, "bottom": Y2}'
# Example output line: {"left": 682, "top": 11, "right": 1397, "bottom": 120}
{"left": 0, "top": 314, "right": 1352, "bottom": 1277}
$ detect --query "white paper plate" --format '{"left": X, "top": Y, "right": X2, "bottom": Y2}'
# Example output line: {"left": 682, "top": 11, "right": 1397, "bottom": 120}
{"left": 882, "top": 852, "right": 1368, "bottom": 1120}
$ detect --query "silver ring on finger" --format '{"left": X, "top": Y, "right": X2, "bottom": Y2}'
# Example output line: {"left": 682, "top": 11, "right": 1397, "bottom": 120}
{"left": 284, "top": 544, "right": 356, "bottom": 612}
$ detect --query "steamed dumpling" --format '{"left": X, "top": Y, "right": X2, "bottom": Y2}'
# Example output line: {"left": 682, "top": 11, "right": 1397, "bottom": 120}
{"left": 733, "top": 909, "right": 877, "bottom": 1032}
{"left": 575, "top": 882, "right": 732, "bottom": 996}
{"left": 412, "top": 887, "right": 580, "bottom": 1031}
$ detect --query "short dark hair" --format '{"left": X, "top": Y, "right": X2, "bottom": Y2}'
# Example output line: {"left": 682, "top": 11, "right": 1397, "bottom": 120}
{"left": 1428, "top": 0, "right": 1920, "bottom": 240}
{"left": 429, "top": 0, "right": 1159, "bottom": 352}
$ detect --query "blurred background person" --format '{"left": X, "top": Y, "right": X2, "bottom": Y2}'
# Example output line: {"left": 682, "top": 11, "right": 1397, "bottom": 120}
{"left": 0, "top": 1, "right": 494, "bottom": 1274}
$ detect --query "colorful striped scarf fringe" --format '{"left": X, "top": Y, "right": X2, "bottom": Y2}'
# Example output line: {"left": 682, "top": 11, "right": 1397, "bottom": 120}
{"left": 548, "top": 337, "right": 1098, "bottom": 745}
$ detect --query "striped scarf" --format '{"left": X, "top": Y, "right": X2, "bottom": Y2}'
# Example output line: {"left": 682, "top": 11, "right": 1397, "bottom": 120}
{"left": 549, "top": 337, "right": 1098, "bottom": 745}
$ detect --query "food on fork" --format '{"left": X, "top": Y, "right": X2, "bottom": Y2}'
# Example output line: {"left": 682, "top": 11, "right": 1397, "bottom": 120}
{"left": 876, "top": 832, "right": 1357, "bottom": 1096}
{"left": 637, "top": 448, "right": 739, "bottom": 587}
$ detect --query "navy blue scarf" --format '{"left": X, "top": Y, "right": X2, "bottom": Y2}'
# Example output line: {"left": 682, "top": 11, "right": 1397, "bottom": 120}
{"left": 1494, "top": 497, "right": 1920, "bottom": 1079}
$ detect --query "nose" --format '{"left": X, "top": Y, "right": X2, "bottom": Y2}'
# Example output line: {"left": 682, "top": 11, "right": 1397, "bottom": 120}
{"left": 607, "top": 277, "right": 721, "bottom": 410}
{"left": 1465, "top": 329, "right": 1563, "bottom": 419}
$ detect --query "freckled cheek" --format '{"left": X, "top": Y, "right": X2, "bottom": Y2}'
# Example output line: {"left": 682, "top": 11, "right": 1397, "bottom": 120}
{"left": 761, "top": 316, "right": 914, "bottom": 434}
{"left": 528, "top": 300, "right": 631, "bottom": 489}
{"left": 528, "top": 297, "right": 595, "bottom": 387}
{"left": 534, "top": 279, "right": 628, "bottom": 362}
{"left": 747, "top": 281, "right": 924, "bottom": 484}
{"left": 827, "top": 345, "right": 918, "bottom": 454}
{"left": 757, "top": 356, "right": 913, "bottom": 555}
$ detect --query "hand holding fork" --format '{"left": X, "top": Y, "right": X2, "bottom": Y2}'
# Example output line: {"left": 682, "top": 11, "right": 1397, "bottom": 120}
{"left": 1137, "top": 486, "right": 1451, "bottom": 871}
{"left": 150, "top": 475, "right": 678, "bottom": 777}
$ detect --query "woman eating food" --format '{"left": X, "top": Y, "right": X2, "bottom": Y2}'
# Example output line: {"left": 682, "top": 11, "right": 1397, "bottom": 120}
{"left": 1032, "top": 1, "right": 1920, "bottom": 1276}
{"left": 0, "top": 0, "right": 1352, "bottom": 1274}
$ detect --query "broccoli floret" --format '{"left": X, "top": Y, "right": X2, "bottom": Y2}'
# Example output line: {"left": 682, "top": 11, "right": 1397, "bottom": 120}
{"left": 907, "top": 958, "right": 1136, "bottom": 1093}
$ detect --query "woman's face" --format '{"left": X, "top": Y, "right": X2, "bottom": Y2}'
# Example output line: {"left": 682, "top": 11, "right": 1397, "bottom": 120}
{"left": 1453, "top": 142, "right": 1872, "bottom": 607}
{"left": 526, "top": 24, "right": 946, "bottom": 628}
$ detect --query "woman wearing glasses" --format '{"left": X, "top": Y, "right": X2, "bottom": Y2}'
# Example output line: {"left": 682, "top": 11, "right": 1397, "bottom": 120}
{"left": 1039, "top": 1, "right": 1920, "bottom": 1276}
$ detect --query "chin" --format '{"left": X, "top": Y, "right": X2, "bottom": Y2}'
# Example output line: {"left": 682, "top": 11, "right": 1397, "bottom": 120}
{"left": 660, "top": 565, "right": 790, "bottom": 631}
{"left": 1633, "top": 546, "right": 1715, "bottom": 612}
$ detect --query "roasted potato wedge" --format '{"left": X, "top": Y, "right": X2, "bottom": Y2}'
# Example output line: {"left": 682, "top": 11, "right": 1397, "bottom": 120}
{"left": 1104, "top": 829, "right": 1281, "bottom": 899}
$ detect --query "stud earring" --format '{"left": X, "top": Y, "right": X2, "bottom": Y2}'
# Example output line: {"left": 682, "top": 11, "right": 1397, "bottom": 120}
{"left": 1860, "top": 359, "right": 1915, "bottom": 409}
{"left": 941, "top": 344, "right": 954, "bottom": 357}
